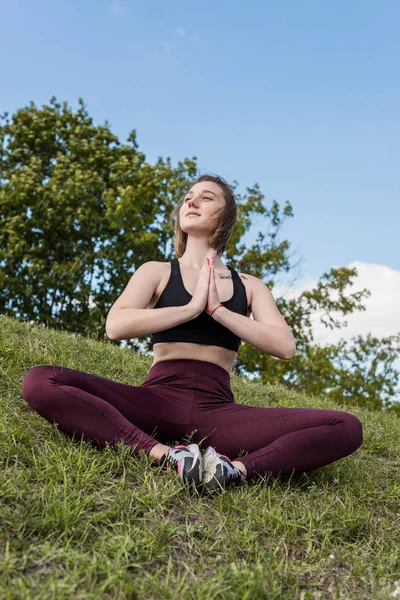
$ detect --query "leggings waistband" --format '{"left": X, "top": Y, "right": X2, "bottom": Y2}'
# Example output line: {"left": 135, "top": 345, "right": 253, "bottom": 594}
{"left": 148, "top": 359, "right": 231, "bottom": 383}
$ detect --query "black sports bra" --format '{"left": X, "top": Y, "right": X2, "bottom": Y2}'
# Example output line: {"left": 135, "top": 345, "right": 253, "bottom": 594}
{"left": 150, "top": 258, "right": 248, "bottom": 352}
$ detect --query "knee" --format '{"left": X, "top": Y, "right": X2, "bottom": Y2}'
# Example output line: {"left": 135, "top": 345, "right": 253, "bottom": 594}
{"left": 343, "top": 412, "right": 364, "bottom": 453}
{"left": 21, "top": 365, "right": 54, "bottom": 411}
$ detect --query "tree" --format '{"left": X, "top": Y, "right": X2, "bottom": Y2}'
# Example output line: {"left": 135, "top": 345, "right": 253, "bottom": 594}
{"left": 1, "top": 98, "right": 399, "bottom": 413}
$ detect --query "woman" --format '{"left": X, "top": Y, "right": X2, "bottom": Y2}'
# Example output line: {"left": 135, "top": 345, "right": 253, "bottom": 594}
{"left": 21, "top": 174, "right": 363, "bottom": 495}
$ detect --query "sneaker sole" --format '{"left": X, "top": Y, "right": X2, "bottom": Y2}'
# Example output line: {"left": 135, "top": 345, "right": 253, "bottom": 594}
{"left": 201, "top": 450, "right": 226, "bottom": 494}
{"left": 181, "top": 443, "right": 203, "bottom": 489}
{"left": 201, "top": 447, "right": 242, "bottom": 495}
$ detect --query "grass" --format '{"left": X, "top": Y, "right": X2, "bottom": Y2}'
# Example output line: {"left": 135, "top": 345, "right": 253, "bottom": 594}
{"left": 1, "top": 314, "right": 400, "bottom": 599}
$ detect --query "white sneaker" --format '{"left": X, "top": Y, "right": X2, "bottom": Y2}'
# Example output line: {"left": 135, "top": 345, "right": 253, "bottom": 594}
{"left": 159, "top": 443, "right": 203, "bottom": 489}
{"left": 201, "top": 446, "right": 242, "bottom": 495}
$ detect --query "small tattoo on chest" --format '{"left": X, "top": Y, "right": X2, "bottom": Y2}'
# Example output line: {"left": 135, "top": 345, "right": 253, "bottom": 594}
{"left": 216, "top": 273, "right": 248, "bottom": 281}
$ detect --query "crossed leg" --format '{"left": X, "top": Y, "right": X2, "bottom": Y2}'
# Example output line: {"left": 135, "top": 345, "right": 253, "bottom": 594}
{"left": 21, "top": 365, "right": 364, "bottom": 484}
{"left": 21, "top": 365, "right": 192, "bottom": 455}
{"left": 190, "top": 402, "right": 364, "bottom": 481}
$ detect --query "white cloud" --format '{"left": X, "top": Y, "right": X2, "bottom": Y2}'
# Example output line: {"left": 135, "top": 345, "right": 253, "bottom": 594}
{"left": 110, "top": 0, "right": 123, "bottom": 16}
{"left": 273, "top": 261, "right": 400, "bottom": 376}
{"left": 176, "top": 27, "right": 186, "bottom": 36}
{"left": 275, "top": 261, "right": 400, "bottom": 343}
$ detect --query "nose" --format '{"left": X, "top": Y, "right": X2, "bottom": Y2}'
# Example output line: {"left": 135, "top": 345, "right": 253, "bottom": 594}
{"left": 185, "top": 199, "right": 199, "bottom": 209}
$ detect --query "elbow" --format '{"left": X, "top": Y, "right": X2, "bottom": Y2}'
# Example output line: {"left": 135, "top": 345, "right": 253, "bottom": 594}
{"left": 105, "top": 314, "right": 123, "bottom": 341}
{"left": 105, "top": 322, "right": 117, "bottom": 341}
{"left": 282, "top": 343, "right": 296, "bottom": 360}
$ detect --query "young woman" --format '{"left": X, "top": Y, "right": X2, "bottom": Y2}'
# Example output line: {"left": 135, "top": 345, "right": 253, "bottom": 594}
{"left": 21, "top": 174, "right": 363, "bottom": 495}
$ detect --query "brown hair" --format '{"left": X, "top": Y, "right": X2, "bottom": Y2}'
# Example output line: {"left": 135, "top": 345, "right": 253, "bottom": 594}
{"left": 169, "top": 173, "right": 237, "bottom": 258}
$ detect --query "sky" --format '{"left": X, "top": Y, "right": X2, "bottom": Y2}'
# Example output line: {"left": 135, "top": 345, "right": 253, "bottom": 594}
{"left": 2, "top": 0, "right": 399, "bottom": 391}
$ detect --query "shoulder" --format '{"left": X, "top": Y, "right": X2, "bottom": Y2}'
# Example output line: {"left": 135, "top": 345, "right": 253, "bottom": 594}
{"left": 237, "top": 272, "right": 272, "bottom": 304}
{"left": 138, "top": 260, "right": 167, "bottom": 271}
{"left": 156, "top": 260, "right": 172, "bottom": 275}
{"left": 237, "top": 270, "right": 253, "bottom": 284}
{"left": 132, "top": 261, "right": 166, "bottom": 283}
{"left": 236, "top": 271, "right": 256, "bottom": 303}
{"left": 134, "top": 260, "right": 164, "bottom": 273}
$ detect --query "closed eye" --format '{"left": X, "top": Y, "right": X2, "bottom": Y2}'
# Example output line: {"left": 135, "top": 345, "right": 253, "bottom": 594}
{"left": 185, "top": 197, "right": 213, "bottom": 201}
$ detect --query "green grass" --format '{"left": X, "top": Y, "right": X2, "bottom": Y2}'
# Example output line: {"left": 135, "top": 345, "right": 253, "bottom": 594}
{"left": 1, "top": 314, "right": 400, "bottom": 599}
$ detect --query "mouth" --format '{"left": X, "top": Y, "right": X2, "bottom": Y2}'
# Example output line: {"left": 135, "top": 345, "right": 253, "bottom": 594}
{"left": 186, "top": 212, "right": 200, "bottom": 217}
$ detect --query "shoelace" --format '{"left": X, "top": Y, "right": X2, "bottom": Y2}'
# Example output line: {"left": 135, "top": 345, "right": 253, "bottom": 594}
{"left": 218, "top": 456, "right": 241, "bottom": 484}
{"left": 208, "top": 450, "right": 240, "bottom": 477}
{"left": 226, "top": 468, "right": 241, "bottom": 483}
{"left": 220, "top": 454, "right": 242, "bottom": 484}
{"left": 164, "top": 446, "right": 191, "bottom": 470}
{"left": 164, "top": 454, "right": 179, "bottom": 469}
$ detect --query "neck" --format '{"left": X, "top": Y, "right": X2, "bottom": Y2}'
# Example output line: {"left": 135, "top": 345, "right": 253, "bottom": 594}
{"left": 178, "top": 256, "right": 227, "bottom": 270}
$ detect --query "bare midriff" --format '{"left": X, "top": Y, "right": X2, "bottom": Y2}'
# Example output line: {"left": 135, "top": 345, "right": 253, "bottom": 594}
{"left": 147, "top": 261, "right": 252, "bottom": 376}
{"left": 151, "top": 342, "right": 238, "bottom": 375}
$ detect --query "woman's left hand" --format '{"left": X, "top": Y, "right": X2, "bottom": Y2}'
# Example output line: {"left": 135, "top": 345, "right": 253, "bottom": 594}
{"left": 205, "top": 257, "right": 222, "bottom": 316}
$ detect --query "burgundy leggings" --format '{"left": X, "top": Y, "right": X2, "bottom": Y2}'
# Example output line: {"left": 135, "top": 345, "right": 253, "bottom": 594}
{"left": 21, "top": 358, "right": 363, "bottom": 481}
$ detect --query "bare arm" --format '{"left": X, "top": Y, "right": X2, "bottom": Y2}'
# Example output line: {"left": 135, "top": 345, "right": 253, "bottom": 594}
{"left": 106, "top": 304, "right": 196, "bottom": 341}
{"left": 105, "top": 261, "right": 200, "bottom": 341}
{"left": 210, "top": 274, "right": 295, "bottom": 359}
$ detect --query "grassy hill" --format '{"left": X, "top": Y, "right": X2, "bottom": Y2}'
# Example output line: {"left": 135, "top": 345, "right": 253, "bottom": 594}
{"left": 1, "top": 314, "right": 399, "bottom": 599}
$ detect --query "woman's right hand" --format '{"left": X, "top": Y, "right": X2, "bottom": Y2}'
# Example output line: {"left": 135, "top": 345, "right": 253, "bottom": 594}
{"left": 187, "top": 257, "right": 211, "bottom": 317}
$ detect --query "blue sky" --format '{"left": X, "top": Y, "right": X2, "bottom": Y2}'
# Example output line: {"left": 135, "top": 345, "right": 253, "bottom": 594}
{"left": 2, "top": 0, "right": 399, "bottom": 278}
{"left": 2, "top": 0, "right": 400, "bottom": 380}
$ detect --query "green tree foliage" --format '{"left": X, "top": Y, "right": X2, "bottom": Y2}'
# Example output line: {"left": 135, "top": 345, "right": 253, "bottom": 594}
{"left": 1, "top": 98, "right": 399, "bottom": 413}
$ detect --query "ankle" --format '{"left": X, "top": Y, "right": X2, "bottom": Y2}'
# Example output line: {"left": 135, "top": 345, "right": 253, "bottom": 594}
{"left": 231, "top": 460, "right": 247, "bottom": 481}
{"left": 149, "top": 443, "right": 170, "bottom": 465}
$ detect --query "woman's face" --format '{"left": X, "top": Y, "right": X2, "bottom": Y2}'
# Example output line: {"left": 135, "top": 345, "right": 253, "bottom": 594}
{"left": 180, "top": 182, "right": 225, "bottom": 230}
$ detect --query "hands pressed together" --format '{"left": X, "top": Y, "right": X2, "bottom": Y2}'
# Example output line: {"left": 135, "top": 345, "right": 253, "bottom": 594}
{"left": 205, "top": 256, "right": 223, "bottom": 316}
{"left": 189, "top": 254, "right": 224, "bottom": 318}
